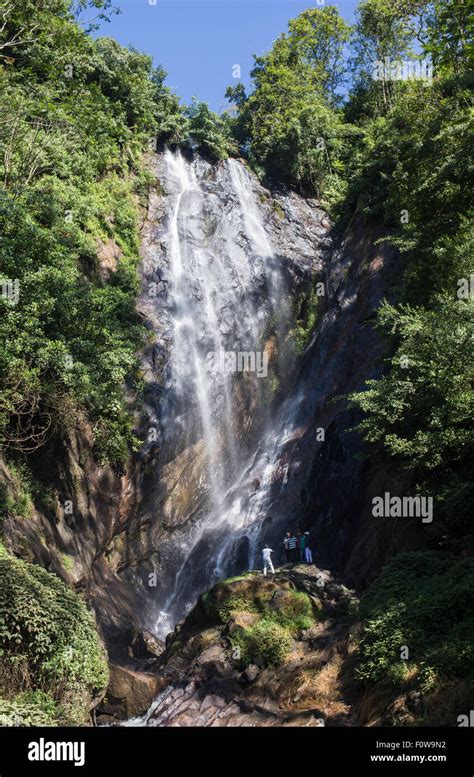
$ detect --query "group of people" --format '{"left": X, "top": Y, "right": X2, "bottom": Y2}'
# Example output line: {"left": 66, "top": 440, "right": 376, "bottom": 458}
{"left": 261, "top": 530, "right": 313, "bottom": 575}
{"left": 283, "top": 531, "right": 312, "bottom": 564}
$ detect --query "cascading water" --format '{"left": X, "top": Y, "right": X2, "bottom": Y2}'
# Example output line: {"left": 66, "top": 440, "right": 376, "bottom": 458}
{"left": 143, "top": 149, "right": 317, "bottom": 637}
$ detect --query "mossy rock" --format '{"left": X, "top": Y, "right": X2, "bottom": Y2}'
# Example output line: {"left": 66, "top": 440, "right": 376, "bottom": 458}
{"left": 210, "top": 577, "right": 286, "bottom": 617}
{"left": 217, "top": 584, "right": 316, "bottom": 669}
{"left": 227, "top": 611, "right": 261, "bottom": 634}
{"left": 183, "top": 576, "right": 316, "bottom": 672}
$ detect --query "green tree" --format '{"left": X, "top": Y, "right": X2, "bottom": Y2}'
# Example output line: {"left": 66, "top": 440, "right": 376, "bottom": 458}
{"left": 349, "top": 295, "right": 474, "bottom": 547}
{"left": 227, "top": 6, "right": 353, "bottom": 199}
{"left": 287, "top": 6, "right": 352, "bottom": 103}
{"left": 185, "top": 98, "right": 235, "bottom": 161}
{"left": 0, "top": 5, "right": 169, "bottom": 467}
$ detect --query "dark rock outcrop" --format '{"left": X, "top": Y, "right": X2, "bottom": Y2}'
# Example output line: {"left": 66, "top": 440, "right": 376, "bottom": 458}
{"left": 253, "top": 217, "right": 425, "bottom": 587}
{"left": 133, "top": 566, "right": 358, "bottom": 727}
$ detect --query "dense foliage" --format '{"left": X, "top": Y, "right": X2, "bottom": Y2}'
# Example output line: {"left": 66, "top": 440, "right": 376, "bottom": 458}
{"left": 357, "top": 552, "right": 474, "bottom": 693}
{"left": 0, "top": 544, "right": 108, "bottom": 725}
{"left": 350, "top": 296, "right": 474, "bottom": 551}
{"left": 342, "top": 1, "right": 473, "bottom": 547}
{"left": 0, "top": 1, "right": 162, "bottom": 468}
{"left": 226, "top": 6, "right": 354, "bottom": 207}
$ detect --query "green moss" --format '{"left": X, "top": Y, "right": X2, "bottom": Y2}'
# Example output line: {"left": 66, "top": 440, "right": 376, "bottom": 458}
{"left": 272, "top": 199, "right": 285, "bottom": 219}
{"left": 185, "top": 577, "right": 316, "bottom": 671}
{"left": 168, "top": 640, "right": 182, "bottom": 656}
{"left": 216, "top": 595, "right": 259, "bottom": 623}
{"left": 0, "top": 463, "right": 34, "bottom": 520}
{"left": 221, "top": 574, "right": 253, "bottom": 584}
{"left": 60, "top": 552, "right": 74, "bottom": 572}
{"left": 205, "top": 581, "right": 316, "bottom": 669}
{"left": 0, "top": 547, "right": 108, "bottom": 725}
{"left": 200, "top": 578, "right": 258, "bottom": 624}
{"left": 289, "top": 279, "right": 322, "bottom": 355}
{"left": 230, "top": 619, "right": 293, "bottom": 669}
{"left": 269, "top": 590, "right": 314, "bottom": 633}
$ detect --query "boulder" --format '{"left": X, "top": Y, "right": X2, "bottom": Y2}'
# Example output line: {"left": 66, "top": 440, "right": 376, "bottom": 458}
{"left": 100, "top": 663, "right": 169, "bottom": 720}
{"left": 130, "top": 629, "right": 165, "bottom": 659}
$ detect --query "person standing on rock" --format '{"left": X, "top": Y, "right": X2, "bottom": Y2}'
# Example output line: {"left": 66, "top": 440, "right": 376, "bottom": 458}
{"left": 304, "top": 533, "right": 313, "bottom": 564}
{"left": 262, "top": 545, "right": 275, "bottom": 575}
{"left": 298, "top": 531, "right": 306, "bottom": 562}
{"left": 288, "top": 532, "right": 297, "bottom": 564}
{"left": 283, "top": 531, "right": 291, "bottom": 563}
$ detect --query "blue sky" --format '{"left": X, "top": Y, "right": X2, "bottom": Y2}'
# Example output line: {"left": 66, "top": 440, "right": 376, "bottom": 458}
{"left": 94, "top": 0, "right": 359, "bottom": 111}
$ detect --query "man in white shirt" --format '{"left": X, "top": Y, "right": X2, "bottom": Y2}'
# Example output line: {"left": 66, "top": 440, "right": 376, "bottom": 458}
{"left": 262, "top": 545, "right": 275, "bottom": 575}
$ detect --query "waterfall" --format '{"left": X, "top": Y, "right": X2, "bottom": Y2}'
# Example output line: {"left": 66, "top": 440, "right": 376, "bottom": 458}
{"left": 147, "top": 150, "right": 301, "bottom": 636}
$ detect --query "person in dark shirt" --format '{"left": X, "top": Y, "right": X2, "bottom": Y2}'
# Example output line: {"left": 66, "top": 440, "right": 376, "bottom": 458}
{"left": 298, "top": 531, "right": 306, "bottom": 562}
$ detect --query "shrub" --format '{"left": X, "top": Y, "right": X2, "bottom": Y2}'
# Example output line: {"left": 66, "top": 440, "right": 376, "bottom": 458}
{"left": 0, "top": 690, "right": 59, "bottom": 727}
{"left": 0, "top": 547, "right": 108, "bottom": 725}
{"left": 356, "top": 552, "right": 474, "bottom": 686}
{"left": 231, "top": 619, "right": 293, "bottom": 669}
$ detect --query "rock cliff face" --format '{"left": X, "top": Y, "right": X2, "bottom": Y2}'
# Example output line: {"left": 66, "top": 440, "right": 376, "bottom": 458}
{"left": 130, "top": 149, "right": 333, "bottom": 634}
{"left": 254, "top": 217, "right": 424, "bottom": 589}
{"left": 0, "top": 431, "right": 143, "bottom": 648}
{"left": 1, "top": 150, "right": 423, "bottom": 663}
{"left": 126, "top": 150, "right": 423, "bottom": 637}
